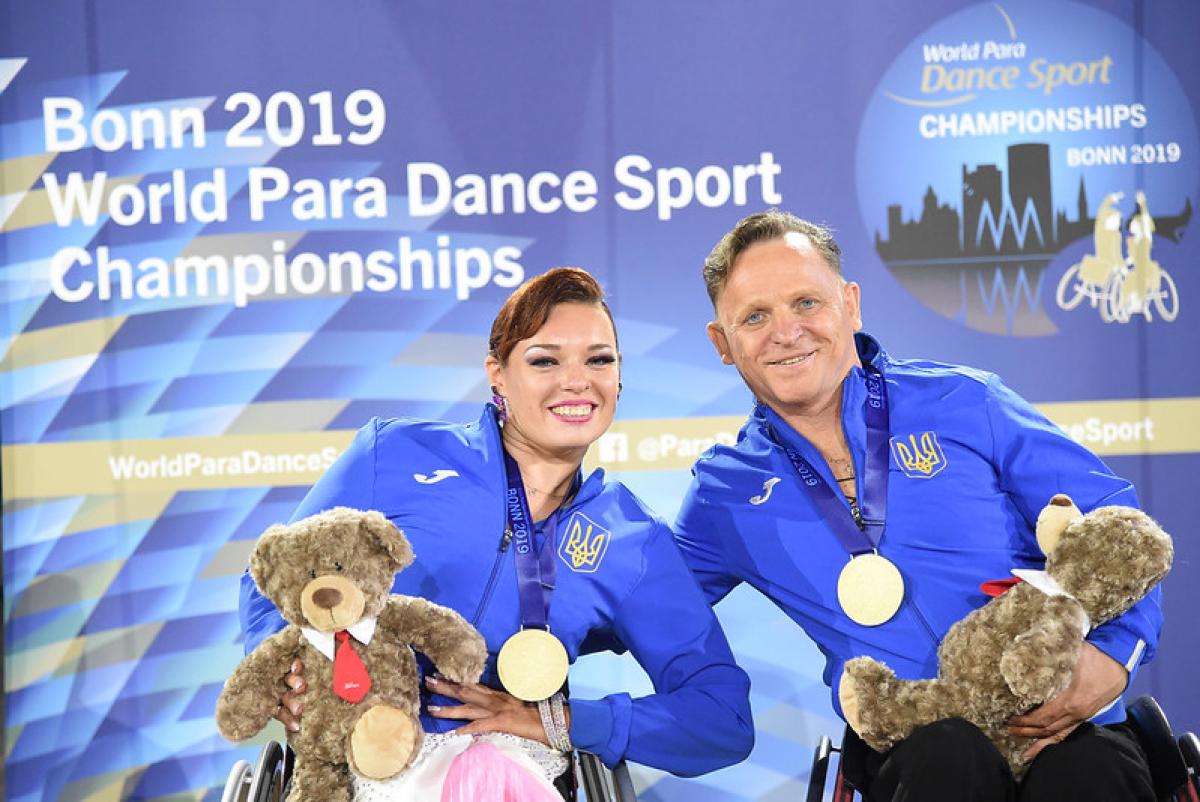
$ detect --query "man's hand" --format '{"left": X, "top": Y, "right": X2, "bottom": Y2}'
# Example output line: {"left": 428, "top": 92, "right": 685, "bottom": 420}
{"left": 273, "top": 658, "right": 305, "bottom": 733}
{"left": 1008, "top": 642, "right": 1127, "bottom": 762}
{"left": 426, "top": 676, "right": 567, "bottom": 747}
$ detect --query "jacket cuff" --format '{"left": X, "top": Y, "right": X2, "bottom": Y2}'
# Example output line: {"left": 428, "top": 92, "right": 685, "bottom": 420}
{"left": 1087, "top": 623, "right": 1146, "bottom": 727}
{"left": 1087, "top": 626, "right": 1147, "bottom": 687}
{"left": 569, "top": 694, "right": 631, "bottom": 768}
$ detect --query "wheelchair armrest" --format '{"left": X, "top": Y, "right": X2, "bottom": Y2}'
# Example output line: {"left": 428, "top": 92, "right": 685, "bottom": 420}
{"left": 1126, "top": 695, "right": 1188, "bottom": 799}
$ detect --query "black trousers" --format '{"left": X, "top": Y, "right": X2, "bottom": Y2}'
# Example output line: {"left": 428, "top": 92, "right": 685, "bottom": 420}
{"left": 841, "top": 718, "right": 1156, "bottom": 802}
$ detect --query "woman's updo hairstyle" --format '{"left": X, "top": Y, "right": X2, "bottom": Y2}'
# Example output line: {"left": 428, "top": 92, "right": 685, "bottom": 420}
{"left": 487, "top": 267, "right": 617, "bottom": 363}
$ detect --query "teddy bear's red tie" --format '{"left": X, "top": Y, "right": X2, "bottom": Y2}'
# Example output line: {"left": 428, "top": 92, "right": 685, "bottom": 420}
{"left": 333, "top": 630, "right": 372, "bottom": 703}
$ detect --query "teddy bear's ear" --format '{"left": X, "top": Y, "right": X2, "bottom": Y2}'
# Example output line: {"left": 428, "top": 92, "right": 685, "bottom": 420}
{"left": 248, "top": 523, "right": 290, "bottom": 598}
{"left": 1035, "top": 494, "right": 1082, "bottom": 555}
{"left": 360, "top": 510, "right": 414, "bottom": 572}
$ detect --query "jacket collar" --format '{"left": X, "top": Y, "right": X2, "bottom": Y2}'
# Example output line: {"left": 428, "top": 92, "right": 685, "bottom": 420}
{"left": 854, "top": 331, "right": 888, "bottom": 371}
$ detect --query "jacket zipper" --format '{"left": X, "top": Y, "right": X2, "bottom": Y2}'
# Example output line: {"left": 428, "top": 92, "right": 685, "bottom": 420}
{"left": 472, "top": 410, "right": 514, "bottom": 628}
{"left": 473, "top": 410, "right": 583, "bottom": 629}
{"left": 470, "top": 526, "right": 512, "bottom": 626}
{"left": 845, "top": 372, "right": 940, "bottom": 647}
{"left": 908, "top": 597, "right": 941, "bottom": 646}
{"left": 849, "top": 481, "right": 939, "bottom": 646}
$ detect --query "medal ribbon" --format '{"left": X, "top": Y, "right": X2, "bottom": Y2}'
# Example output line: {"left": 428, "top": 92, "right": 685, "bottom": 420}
{"left": 771, "top": 366, "right": 890, "bottom": 556}
{"left": 502, "top": 450, "right": 560, "bottom": 631}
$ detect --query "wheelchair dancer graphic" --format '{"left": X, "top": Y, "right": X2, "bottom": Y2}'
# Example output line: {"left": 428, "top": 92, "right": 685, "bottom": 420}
{"left": 1056, "top": 192, "right": 1125, "bottom": 313}
{"left": 1056, "top": 191, "right": 1179, "bottom": 323}
{"left": 1109, "top": 191, "right": 1179, "bottom": 323}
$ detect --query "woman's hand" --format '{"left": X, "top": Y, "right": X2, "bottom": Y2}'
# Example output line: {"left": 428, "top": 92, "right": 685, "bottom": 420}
{"left": 425, "top": 676, "right": 568, "bottom": 747}
{"left": 273, "top": 657, "right": 306, "bottom": 732}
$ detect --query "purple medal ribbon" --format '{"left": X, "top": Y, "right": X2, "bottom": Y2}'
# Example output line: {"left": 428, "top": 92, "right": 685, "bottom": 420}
{"left": 771, "top": 367, "right": 890, "bottom": 555}
{"left": 502, "top": 449, "right": 558, "bottom": 631}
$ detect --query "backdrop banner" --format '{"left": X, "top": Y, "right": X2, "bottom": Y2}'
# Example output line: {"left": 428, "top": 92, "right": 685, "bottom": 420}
{"left": 2, "top": 2, "right": 1197, "bottom": 800}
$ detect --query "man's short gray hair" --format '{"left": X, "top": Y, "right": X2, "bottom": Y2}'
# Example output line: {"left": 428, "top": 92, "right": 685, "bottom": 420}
{"left": 703, "top": 209, "right": 842, "bottom": 307}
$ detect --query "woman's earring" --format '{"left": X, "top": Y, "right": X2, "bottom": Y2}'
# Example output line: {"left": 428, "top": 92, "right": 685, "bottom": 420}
{"left": 618, "top": 382, "right": 623, "bottom": 396}
{"left": 491, "top": 386, "right": 508, "bottom": 424}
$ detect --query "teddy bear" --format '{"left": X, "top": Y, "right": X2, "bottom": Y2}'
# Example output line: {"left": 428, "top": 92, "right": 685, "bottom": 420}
{"left": 838, "top": 494, "right": 1173, "bottom": 778}
{"left": 216, "top": 507, "right": 488, "bottom": 802}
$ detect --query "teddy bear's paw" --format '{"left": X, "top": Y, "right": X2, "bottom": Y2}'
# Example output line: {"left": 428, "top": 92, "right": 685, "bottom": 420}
{"left": 348, "top": 705, "right": 421, "bottom": 780}
{"left": 999, "top": 641, "right": 1069, "bottom": 703}
{"left": 837, "top": 673, "right": 864, "bottom": 733}
{"left": 844, "top": 657, "right": 896, "bottom": 687}
{"left": 215, "top": 708, "right": 261, "bottom": 743}
{"left": 998, "top": 649, "right": 1036, "bottom": 699}
{"left": 436, "top": 649, "right": 486, "bottom": 686}
{"left": 839, "top": 658, "right": 896, "bottom": 734}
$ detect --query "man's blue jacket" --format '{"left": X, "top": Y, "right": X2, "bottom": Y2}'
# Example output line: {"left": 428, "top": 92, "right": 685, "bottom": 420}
{"left": 241, "top": 406, "right": 753, "bottom": 776}
{"left": 674, "top": 334, "right": 1161, "bottom": 725}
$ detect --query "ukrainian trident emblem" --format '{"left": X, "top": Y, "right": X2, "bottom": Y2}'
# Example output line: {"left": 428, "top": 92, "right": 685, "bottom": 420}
{"left": 890, "top": 432, "right": 948, "bottom": 479}
{"left": 558, "top": 512, "right": 610, "bottom": 573}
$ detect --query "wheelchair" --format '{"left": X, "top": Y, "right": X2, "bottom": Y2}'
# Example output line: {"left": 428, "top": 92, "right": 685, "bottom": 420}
{"left": 221, "top": 739, "right": 638, "bottom": 802}
{"left": 807, "top": 696, "right": 1200, "bottom": 802}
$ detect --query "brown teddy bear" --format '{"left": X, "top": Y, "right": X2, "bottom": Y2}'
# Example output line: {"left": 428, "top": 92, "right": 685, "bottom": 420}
{"left": 216, "top": 507, "right": 488, "bottom": 802}
{"left": 838, "top": 495, "right": 1173, "bottom": 778}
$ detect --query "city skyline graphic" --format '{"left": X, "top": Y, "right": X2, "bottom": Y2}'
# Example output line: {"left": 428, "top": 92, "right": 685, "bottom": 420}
{"left": 874, "top": 143, "right": 1192, "bottom": 336}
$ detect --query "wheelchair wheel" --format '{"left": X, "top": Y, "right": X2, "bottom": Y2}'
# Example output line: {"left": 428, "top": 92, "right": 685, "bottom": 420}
{"left": 611, "top": 761, "right": 637, "bottom": 802}
{"left": 280, "top": 744, "right": 295, "bottom": 799}
{"left": 807, "top": 735, "right": 834, "bottom": 802}
{"left": 1102, "top": 271, "right": 1130, "bottom": 323}
{"left": 221, "top": 759, "right": 253, "bottom": 802}
{"left": 1154, "top": 271, "right": 1179, "bottom": 322}
{"left": 1055, "top": 263, "right": 1086, "bottom": 311}
{"left": 248, "top": 741, "right": 288, "bottom": 802}
{"left": 576, "top": 750, "right": 638, "bottom": 802}
{"left": 1180, "top": 731, "right": 1200, "bottom": 773}
{"left": 1127, "top": 696, "right": 1189, "bottom": 801}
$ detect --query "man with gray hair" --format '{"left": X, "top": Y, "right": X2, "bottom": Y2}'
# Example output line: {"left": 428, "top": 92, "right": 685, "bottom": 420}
{"left": 674, "top": 209, "right": 1160, "bottom": 800}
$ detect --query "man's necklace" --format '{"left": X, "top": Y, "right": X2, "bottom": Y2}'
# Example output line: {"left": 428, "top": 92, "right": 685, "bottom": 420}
{"left": 525, "top": 483, "right": 569, "bottom": 498}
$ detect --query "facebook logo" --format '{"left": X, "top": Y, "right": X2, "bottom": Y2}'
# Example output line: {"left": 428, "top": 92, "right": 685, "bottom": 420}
{"left": 598, "top": 432, "right": 629, "bottom": 463}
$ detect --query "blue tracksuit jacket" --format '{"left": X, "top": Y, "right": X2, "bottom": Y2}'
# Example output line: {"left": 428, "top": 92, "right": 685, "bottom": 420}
{"left": 673, "top": 333, "right": 1161, "bottom": 726}
{"left": 240, "top": 406, "right": 753, "bottom": 776}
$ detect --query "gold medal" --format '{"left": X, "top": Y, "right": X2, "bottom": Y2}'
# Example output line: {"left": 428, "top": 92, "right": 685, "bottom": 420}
{"left": 837, "top": 553, "right": 904, "bottom": 626}
{"left": 497, "top": 628, "right": 569, "bottom": 701}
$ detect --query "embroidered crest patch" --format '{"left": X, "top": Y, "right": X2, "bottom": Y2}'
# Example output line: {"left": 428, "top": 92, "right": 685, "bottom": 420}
{"left": 890, "top": 431, "right": 948, "bottom": 478}
{"left": 557, "top": 511, "right": 611, "bottom": 573}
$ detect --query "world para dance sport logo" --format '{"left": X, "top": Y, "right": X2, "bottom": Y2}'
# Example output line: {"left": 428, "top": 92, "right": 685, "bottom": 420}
{"left": 855, "top": 1, "right": 1196, "bottom": 336}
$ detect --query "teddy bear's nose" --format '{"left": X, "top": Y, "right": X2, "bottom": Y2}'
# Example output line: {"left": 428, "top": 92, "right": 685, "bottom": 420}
{"left": 312, "top": 588, "right": 343, "bottom": 609}
{"left": 1050, "top": 494, "right": 1074, "bottom": 507}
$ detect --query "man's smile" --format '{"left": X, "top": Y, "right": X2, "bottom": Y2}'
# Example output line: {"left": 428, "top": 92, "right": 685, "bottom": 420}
{"left": 767, "top": 351, "right": 815, "bottom": 367}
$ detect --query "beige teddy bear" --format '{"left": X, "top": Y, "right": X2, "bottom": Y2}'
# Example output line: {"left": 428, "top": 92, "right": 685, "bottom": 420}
{"left": 216, "top": 507, "right": 488, "bottom": 802}
{"left": 838, "top": 495, "right": 1173, "bottom": 777}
